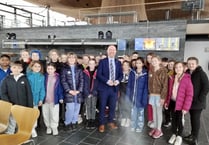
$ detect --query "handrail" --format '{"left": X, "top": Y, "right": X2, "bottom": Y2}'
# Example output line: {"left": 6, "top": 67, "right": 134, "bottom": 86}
{"left": 84, "top": 11, "right": 137, "bottom": 17}
{"left": 79, "top": 0, "right": 187, "bottom": 11}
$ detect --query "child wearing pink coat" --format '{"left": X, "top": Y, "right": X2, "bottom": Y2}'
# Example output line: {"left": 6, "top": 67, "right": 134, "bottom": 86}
{"left": 165, "top": 62, "right": 193, "bottom": 145}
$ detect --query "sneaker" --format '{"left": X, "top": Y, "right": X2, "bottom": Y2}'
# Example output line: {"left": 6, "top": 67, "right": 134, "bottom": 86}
{"left": 31, "top": 129, "right": 37, "bottom": 138}
{"left": 121, "top": 118, "right": 126, "bottom": 126}
{"left": 46, "top": 127, "right": 52, "bottom": 134}
{"left": 149, "top": 129, "right": 156, "bottom": 136}
{"left": 135, "top": 128, "right": 142, "bottom": 133}
{"left": 78, "top": 115, "right": 83, "bottom": 124}
{"left": 124, "top": 118, "right": 131, "bottom": 127}
{"left": 174, "top": 136, "right": 182, "bottom": 145}
{"left": 152, "top": 129, "right": 163, "bottom": 139}
{"left": 52, "top": 128, "right": 58, "bottom": 136}
{"left": 168, "top": 134, "right": 176, "bottom": 144}
{"left": 164, "top": 122, "right": 171, "bottom": 128}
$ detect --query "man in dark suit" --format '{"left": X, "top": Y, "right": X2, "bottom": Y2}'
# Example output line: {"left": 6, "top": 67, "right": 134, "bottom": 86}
{"left": 96, "top": 45, "right": 123, "bottom": 133}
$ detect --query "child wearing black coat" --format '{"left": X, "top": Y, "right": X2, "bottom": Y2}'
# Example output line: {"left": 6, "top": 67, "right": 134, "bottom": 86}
{"left": 1, "top": 61, "right": 33, "bottom": 134}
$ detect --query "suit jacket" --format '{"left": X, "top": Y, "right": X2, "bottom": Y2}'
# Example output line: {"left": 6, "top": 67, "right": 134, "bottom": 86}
{"left": 96, "top": 57, "right": 123, "bottom": 92}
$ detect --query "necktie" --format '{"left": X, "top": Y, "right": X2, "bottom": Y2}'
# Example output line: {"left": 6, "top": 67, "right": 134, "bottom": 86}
{"left": 110, "top": 60, "right": 114, "bottom": 81}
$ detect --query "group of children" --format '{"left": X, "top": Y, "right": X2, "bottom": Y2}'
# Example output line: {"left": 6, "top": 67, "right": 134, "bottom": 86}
{"left": 118, "top": 52, "right": 208, "bottom": 145}
{"left": 121, "top": 52, "right": 209, "bottom": 145}
{"left": 0, "top": 49, "right": 100, "bottom": 138}
{"left": 0, "top": 49, "right": 208, "bottom": 145}
{"left": 0, "top": 50, "right": 65, "bottom": 137}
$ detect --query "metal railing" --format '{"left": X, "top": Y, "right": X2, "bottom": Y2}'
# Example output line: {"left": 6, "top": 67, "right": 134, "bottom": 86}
{"left": 0, "top": 0, "right": 208, "bottom": 28}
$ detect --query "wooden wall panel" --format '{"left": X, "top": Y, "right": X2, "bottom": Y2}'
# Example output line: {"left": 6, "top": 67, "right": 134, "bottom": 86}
{"left": 23, "top": 0, "right": 209, "bottom": 21}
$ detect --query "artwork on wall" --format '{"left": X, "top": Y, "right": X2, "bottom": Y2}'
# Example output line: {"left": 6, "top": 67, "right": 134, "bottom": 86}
{"left": 134, "top": 37, "right": 180, "bottom": 51}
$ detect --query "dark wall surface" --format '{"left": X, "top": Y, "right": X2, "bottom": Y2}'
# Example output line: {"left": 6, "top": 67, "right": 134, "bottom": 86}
{"left": 0, "top": 20, "right": 187, "bottom": 60}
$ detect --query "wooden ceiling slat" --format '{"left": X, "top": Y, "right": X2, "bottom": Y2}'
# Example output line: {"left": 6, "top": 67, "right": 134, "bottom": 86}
{"left": 23, "top": 0, "right": 209, "bottom": 21}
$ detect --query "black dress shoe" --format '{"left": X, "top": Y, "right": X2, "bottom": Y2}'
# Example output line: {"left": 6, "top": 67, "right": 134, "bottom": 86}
{"left": 184, "top": 134, "right": 194, "bottom": 142}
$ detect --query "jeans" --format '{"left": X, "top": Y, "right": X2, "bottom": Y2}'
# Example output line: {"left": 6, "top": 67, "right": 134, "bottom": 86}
{"left": 131, "top": 106, "right": 144, "bottom": 129}
{"left": 149, "top": 96, "right": 163, "bottom": 130}
{"left": 65, "top": 103, "right": 81, "bottom": 125}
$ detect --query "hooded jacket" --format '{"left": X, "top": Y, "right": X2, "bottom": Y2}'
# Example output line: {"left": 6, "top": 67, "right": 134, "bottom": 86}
{"left": 126, "top": 68, "right": 148, "bottom": 108}
{"left": 166, "top": 73, "right": 193, "bottom": 111}
{"left": 1, "top": 74, "right": 33, "bottom": 107}
{"left": 187, "top": 66, "right": 209, "bottom": 110}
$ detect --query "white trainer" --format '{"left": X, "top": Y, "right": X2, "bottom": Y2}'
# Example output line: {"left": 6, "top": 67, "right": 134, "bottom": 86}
{"left": 78, "top": 115, "right": 83, "bottom": 124}
{"left": 31, "top": 129, "right": 37, "bottom": 138}
{"left": 52, "top": 128, "right": 58, "bottom": 136}
{"left": 120, "top": 118, "right": 126, "bottom": 126}
{"left": 46, "top": 127, "right": 52, "bottom": 134}
{"left": 168, "top": 134, "right": 176, "bottom": 144}
{"left": 174, "top": 136, "right": 182, "bottom": 145}
{"left": 135, "top": 128, "right": 142, "bottom": 133}
{"left": 124, "top": 118, "right": 131, "bottom": 127}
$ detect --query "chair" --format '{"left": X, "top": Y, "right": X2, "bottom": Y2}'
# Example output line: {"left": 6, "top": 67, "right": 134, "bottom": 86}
{"left": 0, "top": 100, "right": 12, "bottom": 133}
{"left": 0, "top": 105, "right": 40, "bottom": 145}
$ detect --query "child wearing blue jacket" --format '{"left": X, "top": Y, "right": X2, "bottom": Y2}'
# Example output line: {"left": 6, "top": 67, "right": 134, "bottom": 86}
{"left": 83, "top": 59, "right": 98, "bottom": 129}
{"left": 61, "top": 52, "right": 84, "bottom": 131}
{"left": 27, "top": 60, "right": 45, "bottom": 138}
{"left": 126, "top": 57, "right": 148, "bottom": 132}
{"left": 42, "top": 63, "right": 64, "bottom": 136}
